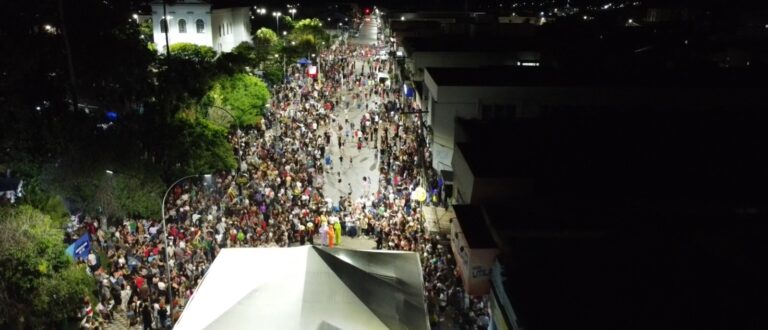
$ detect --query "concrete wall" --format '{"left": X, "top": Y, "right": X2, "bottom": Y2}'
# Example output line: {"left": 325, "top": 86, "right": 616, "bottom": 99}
{"left": 151, "top": 2, "right": 213, "bottom": 53}
{"left": 151, "top": 3, "right": 251, "bottom": 54}
{"left": 468, "top": 248, "right": 499, "bottom": 296}
{"left": 450, "top": 218, "right": 472, "bottom": 292}
{"left": 212, "top": 8, "right": 252, "bottom": 53}
{"left": 471, "top": 177, "right": 536, "bottom": 204}
{"left": 451, "top": 146, "right": 475, "bottom": 204}
{"left": 431, "top": 101, "right": 478, "bottom": 150}
{"left": 450, "top": 211, "right": 499, "bottom": 296}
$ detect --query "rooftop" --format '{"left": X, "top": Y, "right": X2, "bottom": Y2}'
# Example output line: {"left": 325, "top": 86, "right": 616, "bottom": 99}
{"left": 425, "top": 66, "right": 768, "bottom": 88}
{"left": 486, "top": 199, "right": 766, "bottom": 330}
{"left": 453, "top": 204, "right": 497, "bottom": 249}
{"left": 454, "top": 111, "right": 768, "bottom": 199}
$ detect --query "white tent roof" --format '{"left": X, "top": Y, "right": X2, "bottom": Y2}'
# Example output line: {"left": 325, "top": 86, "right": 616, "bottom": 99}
{"left": 175, "top": 246, "right": 428, "bottom": 330}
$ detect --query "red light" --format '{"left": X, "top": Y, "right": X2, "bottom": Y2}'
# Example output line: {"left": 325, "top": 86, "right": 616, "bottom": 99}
{"left": 365, "top": 8, "right": 370, "bottom": 14}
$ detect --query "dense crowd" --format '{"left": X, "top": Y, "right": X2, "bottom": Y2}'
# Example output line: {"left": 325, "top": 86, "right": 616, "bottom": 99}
{"left": 68, "top": 33, "right": 490, "bottom": 330}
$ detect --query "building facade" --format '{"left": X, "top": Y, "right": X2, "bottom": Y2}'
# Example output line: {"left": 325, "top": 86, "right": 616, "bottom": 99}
{"left": 150, "top": 0, "right": 251, "bottom": 54}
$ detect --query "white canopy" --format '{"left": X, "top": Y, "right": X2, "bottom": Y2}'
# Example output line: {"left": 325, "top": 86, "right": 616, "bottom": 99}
{"left": 175, "top": 246, "right": 428, "bottom": 330}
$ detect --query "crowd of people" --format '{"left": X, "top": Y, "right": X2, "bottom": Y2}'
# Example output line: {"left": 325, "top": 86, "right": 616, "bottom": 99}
{"left": 67, "top": 31, "right": 490, "bottom": 330}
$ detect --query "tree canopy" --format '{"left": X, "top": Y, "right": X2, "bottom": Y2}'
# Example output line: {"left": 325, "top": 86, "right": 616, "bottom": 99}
{"left": 253, "top": 27, "right": 279, "bottom": 65}
{"left": 204, "top": 73, "right": 270, "bottom": 128}
{"left": 0, "top": 206, "right": 94, "bottom": 328}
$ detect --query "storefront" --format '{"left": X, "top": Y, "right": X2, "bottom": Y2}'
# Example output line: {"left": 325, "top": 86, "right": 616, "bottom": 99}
{"left": 449, "top": 205, "right": 500, "bottom": 296}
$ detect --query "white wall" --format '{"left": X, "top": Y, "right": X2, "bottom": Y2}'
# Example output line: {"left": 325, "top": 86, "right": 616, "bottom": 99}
{"left": 151, "top": 3, "right": 252, "bottom": 54}
{"left": 451, "top": 146, "right": 475, "bottom": 204}
{"left": 212, "top": 8, "right": 252, "bottom": 53}
{"left": 151, "top": 2, "right": 213, "bottom": 53}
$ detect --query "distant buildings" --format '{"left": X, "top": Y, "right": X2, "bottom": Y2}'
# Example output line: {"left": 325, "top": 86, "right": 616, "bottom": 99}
{"left": 381, "top": 5, "right": 768, "bottom": 330}
{"left": 148, "top": 0, "right": 252, "bottom": 53}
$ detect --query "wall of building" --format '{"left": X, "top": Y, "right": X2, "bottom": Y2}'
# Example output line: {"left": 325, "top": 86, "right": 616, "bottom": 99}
{"left": 471, "top": 177, "right": 536, "bottom": 204}
{"left": 468, "top": 248, "right": 499, "bottom": 296}
{"left": 450, "top": 218, "right": 472, "bottom": 292}
{"left": 451, "top": 146, "right": 475, "bottom": 204}
{"left": 212, "top": 8, "right": 252, "bottom": 53}
{"left": 151, "top": 2, "right": 213, "bottom": 53}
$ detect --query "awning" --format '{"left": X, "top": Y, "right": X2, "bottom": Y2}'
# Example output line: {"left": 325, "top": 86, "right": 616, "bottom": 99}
{"left": 175, "top": 246, "right": 429, "bottom": 330}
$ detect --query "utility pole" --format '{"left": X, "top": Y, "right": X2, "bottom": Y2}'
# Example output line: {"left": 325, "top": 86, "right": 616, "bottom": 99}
{"left": 58, "top": 0, "right": 78, "bottom": 112}
{"left": 163, "top": 0, "right": 171, "bottom": 55}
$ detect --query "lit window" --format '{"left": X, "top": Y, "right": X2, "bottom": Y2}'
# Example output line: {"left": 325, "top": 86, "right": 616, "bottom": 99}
{"left": 178, "top": 19, "right": 186, "bottom": 33}
{"left": 196, "top": 19, "right": 205, "bottom": 33}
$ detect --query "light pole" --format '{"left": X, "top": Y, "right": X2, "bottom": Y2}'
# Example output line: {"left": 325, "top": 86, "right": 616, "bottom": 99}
{"left": 288, "top": 8, "right": 297, "bottom": 19}
{"left": 208, "top": 105, "right": 242, "bottom": 169}
{"left": 272, "top": 11, "right": 282, "bottom": 34}
{"left": 161, "top": 174, "right": 206, "bottom": 324}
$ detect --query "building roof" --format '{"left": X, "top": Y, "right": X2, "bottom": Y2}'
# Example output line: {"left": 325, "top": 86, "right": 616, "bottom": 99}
{"left": 402, "top": 36, "right": 545, "bottom": 53}
{"left": 425, "top": 66, "right": 768, "bottom": 88}
{"left": 176, "top": 246, "right": 428, "bottom": 330}
{"left": 455, "top": 110, "right": 768, "bottom": 199}
{"left": 453, "top": 204, "right": 497, "bottom": 249}
{"left": 486, "top": 200, "right": 766, "bottom": 330}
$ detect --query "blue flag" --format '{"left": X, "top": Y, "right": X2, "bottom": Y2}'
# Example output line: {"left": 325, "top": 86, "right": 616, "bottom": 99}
{"left": 65, "top": 233, "right": 91, "bottom": 261}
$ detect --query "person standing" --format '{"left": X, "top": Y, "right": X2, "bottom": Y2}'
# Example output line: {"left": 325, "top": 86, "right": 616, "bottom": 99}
{"left": 333, "top": 218, "right": 342, "bottom": 245}
{"left": 327, "top": 223, "right": 335, "bottom": 248}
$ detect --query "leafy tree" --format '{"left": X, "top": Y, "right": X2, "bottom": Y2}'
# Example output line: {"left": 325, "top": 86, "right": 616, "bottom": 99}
{"left": 216, "top": 42, "right": 256, "bottom": 75}
{"left": 171, "top": 117, "right": 238, "bottom": 176}
{"left": 204, "top": 73, "right": 270, "bottom": 128}
{"left": 253, "top": 27, "right": 279, "bottom": 65}
{"left": 169, "top": 42, "right": 217, "bottom": 63}
{"left": 0, "top": 206, "right": 94, "bottom": 328}
{"left": 291, "top": 18, "right": 330, "bottom": 46}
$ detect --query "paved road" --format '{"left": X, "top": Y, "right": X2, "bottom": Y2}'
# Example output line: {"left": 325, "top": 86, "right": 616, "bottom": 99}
{"left": 322, "top": 15, "right": 383, "bottom": 203}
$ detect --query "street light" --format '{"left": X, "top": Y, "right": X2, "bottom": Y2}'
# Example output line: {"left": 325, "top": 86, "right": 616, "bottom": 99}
{"left": 257, "top": 8, "right": 267, "bottom": 15}
{"left": 272, "top": 11, "right": 282, "bottom": 33}
{"left": 161, "top": 174, "right": 205, "bottom": 325}
{"left": 288, "top": 8, "right": 297, "bottom": 19}
{"left": 207, "top": 105, "right": 243, "bottom": 172}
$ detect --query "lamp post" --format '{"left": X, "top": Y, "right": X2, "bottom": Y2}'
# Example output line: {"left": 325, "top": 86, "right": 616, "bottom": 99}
{"left": 161, "top": 174, "right": 205, "bottom": 324}
{"left": 272, "top": 11, "right": 282, "bottom": 34}
{"left": 207, "top": 105, "right": 243, "bottom": 170}
{"left": 288, "top": 8, "right": 296, "bottom": 19}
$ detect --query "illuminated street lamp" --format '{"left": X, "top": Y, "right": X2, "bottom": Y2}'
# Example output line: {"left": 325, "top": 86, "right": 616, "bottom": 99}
{"left": 257, "top": 8, "right": 267, "bottom": 15}
{"left": 272, "top": 11, "right": 282, "bottom": 33}
{"left": 288, "top": 8, "right": 297, "bottom": 19}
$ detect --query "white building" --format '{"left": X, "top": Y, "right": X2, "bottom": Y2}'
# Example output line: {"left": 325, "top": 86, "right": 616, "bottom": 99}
{"left": 150, "top": 0, "right": 252, "bottom": 54}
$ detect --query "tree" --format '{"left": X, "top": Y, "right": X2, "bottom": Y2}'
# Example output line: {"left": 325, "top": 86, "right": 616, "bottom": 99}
{"left": 169, "top": 42, "right": 217, "bottom": 63}
{"left": 0, "top": 206, "right": 94, "bottom": 328}
{"left": 204, "top": 73, "right": 270, "bottom": 128}
{"left": 173, "top": 117, "right": 238, "bottom": 176}
{"left": 253, "top": 27, "right": 279, "bottom": 65}
{"left": 291, "top": 18, "right": 330, "bottom": 46}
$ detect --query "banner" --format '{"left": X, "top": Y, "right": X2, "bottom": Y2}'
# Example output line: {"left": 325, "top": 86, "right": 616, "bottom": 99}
{"left": 65, "top": 233, "right": 91, "bottom": 261}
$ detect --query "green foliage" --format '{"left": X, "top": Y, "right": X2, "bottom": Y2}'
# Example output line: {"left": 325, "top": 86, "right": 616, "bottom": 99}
{"left": 205, "top": 73, "right": 270, "bottom": 128}
{"left": 31, "top": 264, "right": 93, "bottom": 326}
{"left": 169, "top": 42, "right": 217, "bottom": 63}
{"left": 261, "top": 61, "right": 284, "bottom": 85}
{"left": 171, "top": 117, "right": 238, "bottom": 176}
{"left": 291, "top": 18, "right": 330, "bottom": 45}
{"left": 0, "top": 206, "right": 94, "bottom": 328}
{"left": 253, "top": 28, "right": 279, "bottom": 65}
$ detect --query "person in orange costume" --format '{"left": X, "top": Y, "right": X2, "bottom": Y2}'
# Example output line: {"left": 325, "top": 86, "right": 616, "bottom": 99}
{"left": 327, "top": 224, "right": 335, "bottom": 248}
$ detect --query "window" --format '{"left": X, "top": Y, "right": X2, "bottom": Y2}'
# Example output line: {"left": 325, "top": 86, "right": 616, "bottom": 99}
{"left": 178, "top": 19, "right": 186, "bottom": 33}
{"left": 160, "top": 18, "right": 168, "bottom": 33}
{"left": 196, "top": 19, "right": 205, "bottom": 33}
